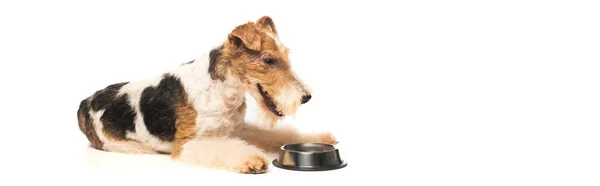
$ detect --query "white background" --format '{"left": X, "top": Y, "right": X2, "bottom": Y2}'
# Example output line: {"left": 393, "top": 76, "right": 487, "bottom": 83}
{"left": 1, "top": 0, "right": 599, "bottom": 185}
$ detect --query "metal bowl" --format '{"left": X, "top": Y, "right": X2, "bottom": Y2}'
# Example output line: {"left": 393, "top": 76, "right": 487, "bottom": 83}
{"left": 272, "top": 142, "right": 347, "bottom": 171}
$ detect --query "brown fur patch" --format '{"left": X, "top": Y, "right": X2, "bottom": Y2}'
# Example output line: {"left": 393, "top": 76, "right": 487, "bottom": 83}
{"left": 216, "top": 16, "right": 302, "bottom": 120}
{"left": 170, "top": 100, "right": 198, "bottom": 158}
{"left": 228, "top": 23, "right": 263, "bottom": 51}
{"left": 256, "top": 16, "right": 278, "bottom": 34}
{"left": 78, "top": 99, "right": 104, "bottom": 149}
{"left": 234, "top": 154, "right": 268, "bottom": 174}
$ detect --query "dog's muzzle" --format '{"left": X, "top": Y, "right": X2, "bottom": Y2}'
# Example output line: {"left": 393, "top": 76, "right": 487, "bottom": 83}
{"left": 257, "top": 83, "right": 283, "bottom": 117}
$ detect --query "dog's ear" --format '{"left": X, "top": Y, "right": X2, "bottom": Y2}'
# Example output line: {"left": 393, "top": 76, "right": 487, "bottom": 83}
{"left": 256, "top": 16, "right": 278, "bottom": 35}
{"left": 228, "top": 23, "right": 262, "bottom": 51}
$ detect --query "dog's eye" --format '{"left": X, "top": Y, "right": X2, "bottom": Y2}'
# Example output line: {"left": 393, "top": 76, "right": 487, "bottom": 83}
{"left": 263, "top": 59, "right": 275, "bottom": 65}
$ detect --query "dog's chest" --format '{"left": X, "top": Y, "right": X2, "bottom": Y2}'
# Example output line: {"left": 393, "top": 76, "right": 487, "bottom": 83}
{"left": 190, "top": 82, "right": 247, "bottom": 137}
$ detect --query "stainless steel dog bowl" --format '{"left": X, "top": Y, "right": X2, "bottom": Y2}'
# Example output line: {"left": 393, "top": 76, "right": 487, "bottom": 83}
{"left": 272, "top": 142, "right": 347, "bottom": 171}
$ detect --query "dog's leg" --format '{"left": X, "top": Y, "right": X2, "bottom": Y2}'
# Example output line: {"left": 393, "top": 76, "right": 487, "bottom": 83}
{"left": 102, "top": 140, "right": 158, "bottom": 154}
{"left": 233, "top": 124, "right": 338, "bottom": 153}
{"left": 174, "top": 137, "right": 269, "bottom": 174}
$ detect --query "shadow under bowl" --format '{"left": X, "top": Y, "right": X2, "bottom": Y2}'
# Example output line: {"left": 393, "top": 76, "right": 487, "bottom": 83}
{"left": 272, "top": 142, "right": 347, "bottom": 171}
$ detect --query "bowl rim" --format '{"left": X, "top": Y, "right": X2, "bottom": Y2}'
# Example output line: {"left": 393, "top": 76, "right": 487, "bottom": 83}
{"left": 280, "top": 142, "right": 338, "bottom": 154}
{"left": 272, "top": 159, "right": 348, "bottom": 171}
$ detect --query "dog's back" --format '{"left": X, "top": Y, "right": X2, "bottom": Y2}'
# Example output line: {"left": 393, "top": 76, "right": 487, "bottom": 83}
{"left": 77, "top": 68, "right": 194, "bottom": 154}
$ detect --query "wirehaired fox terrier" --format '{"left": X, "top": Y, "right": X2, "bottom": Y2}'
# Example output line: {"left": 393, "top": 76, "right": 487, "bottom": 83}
{"left": 77, "top": 16, "right": 337, "bottom": 174}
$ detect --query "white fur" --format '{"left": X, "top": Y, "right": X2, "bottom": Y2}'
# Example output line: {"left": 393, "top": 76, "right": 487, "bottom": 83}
{"left": 172, "top": 53, "right": 212, "bottom": 105}
{"left": 81, "top": 33, "right": 326, "bottom": 173}
{"left": 276, "top": 83, "right": 303, "bottom": 116}
{"left": 117, "top": 76, "right": 174, "bottom": 152}
{"left": 177, "top": 137, "right": 267, "bottom": 172}
{"left": 265, "top": 32, "right": 281, "bottom": 47}
{"left": 90, "top": 109, "right": 108, "bottom": 143}
{"left": 87, "top": 49, "right": 251, "bottom": 152}
{"left": 172, "top": 54, "right": 248, "bottom": 137}
{"left": 88, "top": 109, "right": 156, "bottom": 154}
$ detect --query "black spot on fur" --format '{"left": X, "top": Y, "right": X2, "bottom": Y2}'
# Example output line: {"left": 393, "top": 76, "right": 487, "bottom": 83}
{"left": 100, "top": 93, "right": 136, "bottom": 139}
{"left": 208, "top": 45, "right": 225, "bottom": 80}
{"left": 90, "top": 82, "right": 128, "bottom": 111}
{"left": 78, "top": 99, "right": 91, "bottom": 127}
{"left": 139, "top": 74, "right": 186, "bottom": 141}
{"left": 89, "top": 82, "right": 136, "bottom": 140}
{"left": 181, "top": 59, "right": 195, "bottom": 66}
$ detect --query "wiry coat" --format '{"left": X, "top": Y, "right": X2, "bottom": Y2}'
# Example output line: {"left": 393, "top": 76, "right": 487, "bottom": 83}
{"left": 77, "top": 16, "right": 337, "bottom": 174}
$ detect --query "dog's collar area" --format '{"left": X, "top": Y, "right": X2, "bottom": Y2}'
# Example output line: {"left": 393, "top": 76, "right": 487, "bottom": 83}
{"left": 256, "top": 83, "right": 283, "bottom": 117}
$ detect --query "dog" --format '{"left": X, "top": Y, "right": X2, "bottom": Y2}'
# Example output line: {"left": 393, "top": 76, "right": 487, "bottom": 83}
{"left": 77, "top": 16, "right": 337, "bottom": 174}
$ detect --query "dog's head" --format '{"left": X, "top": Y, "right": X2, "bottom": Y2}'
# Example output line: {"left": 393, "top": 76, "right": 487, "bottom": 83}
{"left": 210, "top": 16, "right": 312, "bottom": 127}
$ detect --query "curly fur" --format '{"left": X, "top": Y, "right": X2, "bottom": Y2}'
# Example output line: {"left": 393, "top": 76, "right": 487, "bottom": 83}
{"left": 77, "top": 16, "right": 337, "bottom": 174}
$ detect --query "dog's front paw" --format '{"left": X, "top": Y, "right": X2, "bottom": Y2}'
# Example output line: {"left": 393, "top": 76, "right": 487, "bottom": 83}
{"left": 234, "top": 154, "right": 269, "bottom": 174}
{"left": 317, "top": 132, "right": 338, "bottom": 145}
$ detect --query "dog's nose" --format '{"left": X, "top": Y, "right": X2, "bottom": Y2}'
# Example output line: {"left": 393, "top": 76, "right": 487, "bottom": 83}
{"left": 301, "top": 95, "right": 312, "bottom": 104}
